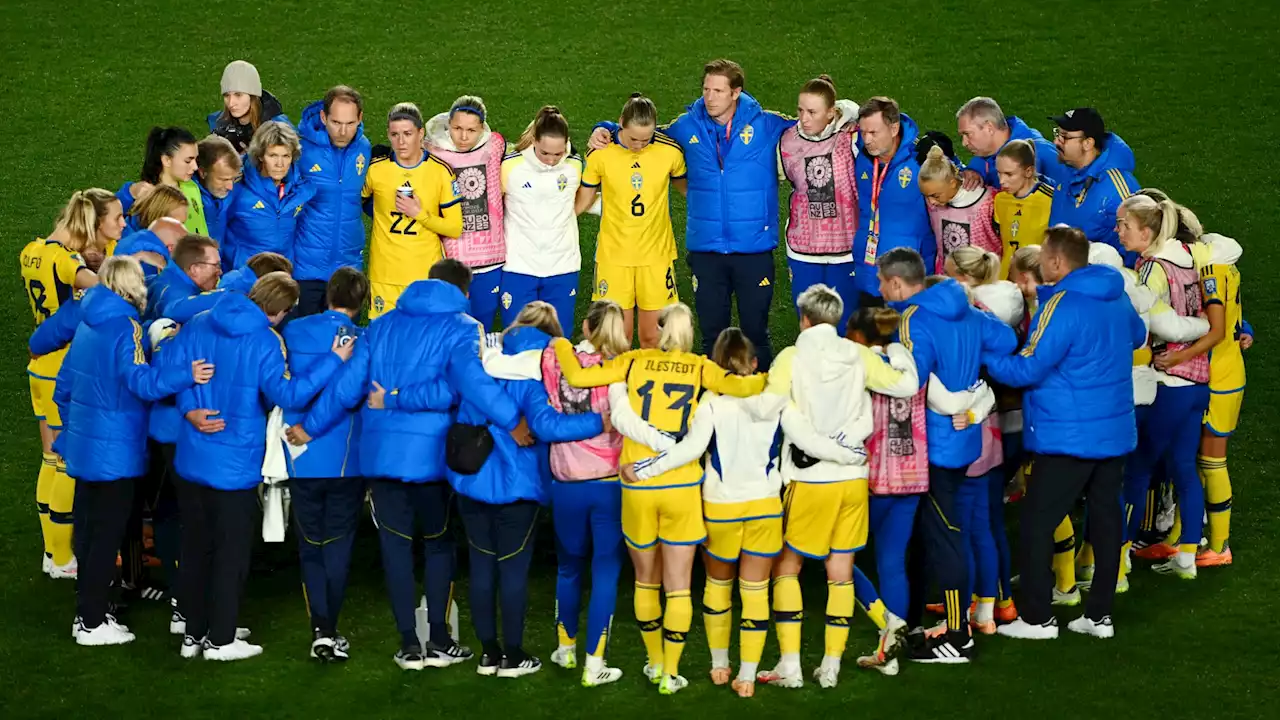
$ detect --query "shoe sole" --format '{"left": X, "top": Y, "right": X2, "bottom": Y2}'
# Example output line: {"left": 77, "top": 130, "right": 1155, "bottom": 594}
{"left": 170, "top": 621, "right": 186, "bottom": 635}
{"left": 181, "top": 647, "right": 202, "bottom": 659}
{"left": 205, "top": 652, "right": 262, "bottom": 661}
{"left": 396, "top": 660, "right": 425, "bottom": 671}
{"left": 476, "top": 665, "right": 498, "bottom": 677}
{"left": 997, "top": 631, "right": 1059, "bottom": 640}
{"left": 909, "top": 656, "right": 971, "bottom": 664}
{"left": 1068, "top": 627, "right": 1115, "bottom": 639}
{"left": 497, "top": 666, "right": 541, "bottom": 678}
{"left": 424, "top": 655, "right": 471, "bottom": 668}
{"left": 76, "top": 634, "right": 135, "bottom": 646}
{"left": 582, "top": 673, "right": 622, "bottom": 687}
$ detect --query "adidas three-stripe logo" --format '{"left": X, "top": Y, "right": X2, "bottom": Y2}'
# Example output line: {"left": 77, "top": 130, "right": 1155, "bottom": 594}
{"left": 522, "top": 182, "right": 532, "bottom": 189}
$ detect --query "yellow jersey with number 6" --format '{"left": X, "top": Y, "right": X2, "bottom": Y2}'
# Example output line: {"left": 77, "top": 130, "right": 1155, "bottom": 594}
{"left": 363, "top": 151, "right": 461, "bottom": 286}
{"left": 21, "top": 238, "right": 84, "bottom": 378}
{"left": 582, "top": 134, "right": 686, "bottom": 267}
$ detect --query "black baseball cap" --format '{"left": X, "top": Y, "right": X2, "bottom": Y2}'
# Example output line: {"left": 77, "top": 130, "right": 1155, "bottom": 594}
{"left": 1049, "top": 107, "right": 1106, "bottom": 142}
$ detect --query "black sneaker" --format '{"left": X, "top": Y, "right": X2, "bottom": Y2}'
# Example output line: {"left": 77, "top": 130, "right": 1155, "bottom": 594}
{"left": 424, "top": 639, "right": 474, "bottom": 668}
{"left": 908, "top": 631, "right": 974, "bottom": 664}
{"left": 476, "top": 652, "right": 501, "bottom": 677}
{"left": 497, "top": 651, "right": 542, "bottom": 678}
{"left": 395, "top": 646, "right": 425, "bottom": 671}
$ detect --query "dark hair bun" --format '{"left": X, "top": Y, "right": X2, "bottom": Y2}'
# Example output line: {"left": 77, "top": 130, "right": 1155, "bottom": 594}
{"left": 817, "top": 73, "right": 834, "bottom": 85}
{"left": 541, "top": 105, "right": 561, "bottom": 116}
{"left": 915, "top": 130, "right": 957, "bottom": 166}
{"left": 629, "top": 92, "right": 644, "bottom": 99}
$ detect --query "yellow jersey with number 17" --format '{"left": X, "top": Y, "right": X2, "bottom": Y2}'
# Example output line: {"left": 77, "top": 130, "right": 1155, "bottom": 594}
{"left": 993, "top": 178, "right": 1053, "bottom": 279}
{"left": 582, "top": 134, "right": 686, "bottom": 267}
{"left": 21, "top": 238, "right": 85, "bottom": 378}
{"left": 363, "top": 151, "right": 461, "bottom": 286}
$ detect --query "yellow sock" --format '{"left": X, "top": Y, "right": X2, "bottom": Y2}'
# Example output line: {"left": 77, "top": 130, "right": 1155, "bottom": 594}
{"left": 824, "top": 581, "right": 853, "bottom": 657}
{"left": 662, "top": 590, "right": 692, "bottom": 677}
{"left": 863, "top": 598, "right": 888, "bottom": 630}
{"left": 702, "top": 576, "right": 733, "bottom": 654}
{"left": 1120, "top": 541, "right": 1132, "bottom": 581}
{"left": 1166, "top": 509, "right": 1183, "bottom": 548}
{"left": 1052, "top": 517, "right": 1076, "bottom": 592}
{"left": 634, "top": 582, "right": 664, "bottom": 666}
{"left": 556, "top": 622, "right": 575, "bottom": 648}
{"left": 1199, "top": 455, "right": 1231, "bottom": 553}
{"left": 738, "top": 579, "right": 769, "bottom": 669}
{"left": 772, "top": 574, "right": 803, "bottom": 658}
{"left": 589, "top": 623, "right": 610, "bottom": 658}
{"left": 36, "top": 452, "right": 57, "bottom": 557}
{"left": 1076, "top": 541, "right": 1095, "bottom": 569}
{"left": 48, "top": 459, "right": 76, "bottom": 566}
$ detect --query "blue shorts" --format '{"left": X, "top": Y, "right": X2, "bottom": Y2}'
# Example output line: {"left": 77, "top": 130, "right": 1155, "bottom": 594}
{"left": 500, "top": 271, "right": 580, "bottom": 329}
{"left": 469, "top": 266, "right": 504, "bottom": 330}
{"left": 788, "top": 258, "right": 857, "bottom": 331}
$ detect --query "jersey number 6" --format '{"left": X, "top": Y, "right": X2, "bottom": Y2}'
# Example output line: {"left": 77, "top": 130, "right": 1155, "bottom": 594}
{"left": 630, "top": 193, "right": 645, "bottom": 217}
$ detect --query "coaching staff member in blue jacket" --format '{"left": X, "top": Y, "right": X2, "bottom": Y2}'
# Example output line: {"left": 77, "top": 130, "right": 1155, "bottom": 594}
{"left": 878, "top": 248, "right": 1017, "bottom": 663}
{"left": 294, "top": 259, "right": 533, "bottom": 671}
{"left": 1047, "top": 108, "right": 1139, "bottom": 263}
{"left": 282, "top": 267, "right": 369, "bottom": 662}
{"left": 985, "top": 226, "right": 1146, "bottom": 642}
{"left": 163, "top": 272, "right": 353, "bottom": 661}
{"left": 56, "top": 257, "right": 211, "bottom": 646}
{"left": 590, "top": 59, "right": 795, "bottom": 368}
{"left": 294, "top": 87, "right": 372, "bottom": 317}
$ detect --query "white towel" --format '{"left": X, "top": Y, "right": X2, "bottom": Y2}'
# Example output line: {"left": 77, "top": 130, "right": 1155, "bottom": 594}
{"left": 261, "top": 407, "right": 291, "bottom": 542}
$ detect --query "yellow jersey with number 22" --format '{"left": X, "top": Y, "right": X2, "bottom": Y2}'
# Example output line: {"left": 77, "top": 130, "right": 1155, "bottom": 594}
{"left": 363, "top": 151, "right": 462, "bottom": 286}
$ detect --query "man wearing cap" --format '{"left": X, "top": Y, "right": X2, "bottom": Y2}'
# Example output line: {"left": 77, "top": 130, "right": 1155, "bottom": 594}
{"left": 955, "top": 97, "right": 1064, "bottom": 187}
{"left": 209, "top": 60, "right": 290, "bottom": 153}
{"left": 1046, "top": 107, "right": 1140, "bottom": 262}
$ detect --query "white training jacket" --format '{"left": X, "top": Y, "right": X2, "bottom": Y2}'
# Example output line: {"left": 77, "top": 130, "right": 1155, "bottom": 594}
{"left": 500, "top": 147, "right": 583, "bottom": 278}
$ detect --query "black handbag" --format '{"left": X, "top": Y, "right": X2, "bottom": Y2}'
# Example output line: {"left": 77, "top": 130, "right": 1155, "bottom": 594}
{"left": 789, "top": 443, "right": 820, "bottom": 470}
{"left": 445, "top": 423, "right": 494, "bottom": 475}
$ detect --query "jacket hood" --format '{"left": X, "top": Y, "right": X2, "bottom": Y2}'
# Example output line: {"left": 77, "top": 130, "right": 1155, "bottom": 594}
{"left": 795, "top": 323, "right": 861, "bottom": 383}
{"left": 396, "top": 279, "right": 471, "bottom": 316}
{"left": 425, "top": 111, "right": 493, "bottom": 153}
{"left": 300, "top": 99, "right": 366, "bottom": 148}
{"left": 909, "top": 277, "right": 970, "bottom": 320}
{"left": 209, "top": 290, "right": 270, "bottom": 337}
{"left": 1049, "top": 263, "right": 1125, "bottom": 303}
{"left": 1088, "top": 241, "right": 1124, "bottom": 269}
{"left": 689, "top": 91, "right": 764, "bottom": 128}
{"left": 519, "top": 145, "right": 577, "bottom": 172}
{"left": 971, "top": 281, "right": 1024, "bottom": 327}
{"left": 115, "top": 229, "right": 171, "bottom": 260}
{"left": 797, "top": 98, "right": 860, "bottom": 142}
{"left": 1005, "top": 116, "right": 1044, "bottom": 145}
{"left": 82, "top": 285, "right": 140, "bottom": 326}
{"left": 1201, "top": 233, "right": 1242, "bottom": 265}
{"left": 492, "top": 326, "right": 552, "bottom": 381}
{"left": 1081, "top": 132, "right": 1136, "bottom": 178}
{"left": 502, "top": 325, "right": 553, "bottom": 355}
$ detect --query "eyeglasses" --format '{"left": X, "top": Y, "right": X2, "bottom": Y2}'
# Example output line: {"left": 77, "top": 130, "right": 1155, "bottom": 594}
{"left": 192, "top": 261, "right": 222, "bottom": 274}
{"left": 1053, "top": 128, "right": 1086, "bottom": 142}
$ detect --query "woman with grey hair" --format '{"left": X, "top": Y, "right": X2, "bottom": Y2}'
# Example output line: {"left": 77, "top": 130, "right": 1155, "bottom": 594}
{"left": 221, "top": 121, "right": 316, "bottom": 269}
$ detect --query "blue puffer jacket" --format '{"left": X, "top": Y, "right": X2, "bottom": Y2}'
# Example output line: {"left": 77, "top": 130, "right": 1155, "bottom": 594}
{"left": 963, "top": 116, "right": 1065, "bottom": 187}
{"left": 1049, "top": 134, "right": 1138, "bottom": 262}
{"left": 29, "top": 297, "right": 81, "bottom": 358}
{"left": 853, "top": 114, "right": 935, "bottom": 296}
{"left": 986, "top": 264, "right": 1145, "bottom": 458}
{"left": 302, "top": 279, "right": 522, "bottom": 483}
{"left": 54, "top": 286, "right": 194, "bottom": 482}
{"left": 221, "top": 158, "right": 316, "bottom": 270}
{"left": 284, "top": 310, "right": 362, "bottom": 478}
{"left": 891, "top": 278, "right": 1018, "bottom": 468}
{"left": 294, "top": 101, "right": 372, "bottom": 282}
{"left": 445, "top": 327, "right": 603, "bottom": 505}
{"left": 164, "top": 292, "right": 342, "bottom": 490}
{"left": 114, "top": 230, "right": 170, "bottom": 277}
{"left": 196, "top": 176, "right": 236, "bottom": 243}
{"left": 665, "top": 93, "right": 794, "bottom": 254}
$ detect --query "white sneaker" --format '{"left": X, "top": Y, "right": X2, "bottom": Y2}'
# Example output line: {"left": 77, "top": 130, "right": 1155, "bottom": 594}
{"left": 43, "top": 554, "right": 53, "bottom": 574}
{"left": 581, "top": 664, "right": 623, "bottom": 687}
{"left": 1052, "top": 587, "right": 1081, "bottom": 606}
{"left": 169, "top": 609, "right": 186, "bottom": 635}
{"left": 757, "top": 662, "right": 804, "bottom": 689}
{"left": 1067, "top": 615, "right": 1115, "bottom": 639}
{"left": 658, "top": 673, "right": 688, "bottom": 695}
{"left": 881, "top": 613, "right": 908, "bottom": 658}
{"left": 813, "top": 657, "right": 841, "bottom": 688}
{"left": 48, "top": 556, "right": 78, "bottom": 579}
{"left": 180, "top": 635, "right": 204, "bottom": 658}
{"left": 1075, "top": 564, "right": 1095, "bottom": 586}
{"left": 75, "top": 617, "right": 135, "bottom": 646}
{"left": 550, "top": 645, "right": 577, "bottom": 669}
{"left": 642, "top": 662, "right": 664, "bottom": 684}
{"left": 202, "top": 638, "right": 263, "bottom": 662}
{"left": 1153, "top": 556, "right": 1197, "bottom": 580}
{"left": 997, "top": 617, "right": 1059, "bottom": 640}
{"left": 1116, "top": 576, "right": 1130, "bottom": 594}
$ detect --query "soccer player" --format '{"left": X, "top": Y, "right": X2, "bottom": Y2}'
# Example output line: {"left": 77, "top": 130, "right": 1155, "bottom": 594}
{"left": 21, "top": 188, "right": 111, "bottom": 578}
{"left": 577, "top": 94, "right": 686, "bottom": 348}
{"left": 57, "top": 256, "right": 211, "bottom": 646}
{"left": 542, "top": 300, "right": 631, "bottom": 687}
{"left": 221, "top": 121, "right": 316, "bottom": 269}
{"left": 992, "top": 140, "right": 1054, "bottom": 279}
{"left": 612, "top": 327, "right": 785, "bottom": 697}
{"left": 1116, "top": 194, "right": 1215, "bottom": 580}
{"left": 363, "top": 103, "right": 463, "bottom": 318}
{"left": 283, "top": 267, "right": 370, "bottom": 661}
{"left": 918, "top": 143, "right": 1002, "bottom": 273}
{"left": 778, "top": 75, "right": 859, "bottom": 330}
{"left": 759, "top": 285, "right": 918, "bottom": 689}
{"left": 502, "top": 106, "right": 585, "bottom": 329}
{"left": 208, "top": 60, "right": 290, "bottom": 153}
{"left": 549, "top": 303, "right": 766, "bottom": 695}
{"left": 425, "top": 96, "right": 508, "bottom": 328}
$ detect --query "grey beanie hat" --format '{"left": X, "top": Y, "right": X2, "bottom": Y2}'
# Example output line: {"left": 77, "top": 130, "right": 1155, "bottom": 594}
{"left": 220, "top": 60, "right": 262, "bottom": 96}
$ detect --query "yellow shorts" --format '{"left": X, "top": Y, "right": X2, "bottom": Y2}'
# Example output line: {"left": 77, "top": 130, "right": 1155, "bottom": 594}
{"left": 1205, "top": 389, "right": 1244, "bottom": 436}
{"left": 621, "top": 484, "right": 705, "bottom": 550}
{"left": 782, "top": 479, "right": 869, "bottom": 558}
{"left": 369, "top": 281, "right": 407, "bottom": 319}
{"left": 29, "top": 374, "right": 61, "bottom": 428}
{"left": 593, "top": 260, "right": 677, "bottom": 311}
{"left": 704, "top": 516, "right": 783, "bottom": 563}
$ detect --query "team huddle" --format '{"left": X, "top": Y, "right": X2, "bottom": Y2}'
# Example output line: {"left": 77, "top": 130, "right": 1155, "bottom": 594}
{"left": 20, "top": 57, "right": 1248, "bottom": 695}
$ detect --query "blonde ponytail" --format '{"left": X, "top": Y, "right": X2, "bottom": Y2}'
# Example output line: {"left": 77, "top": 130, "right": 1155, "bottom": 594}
{"left": 1121, "top": 194, "right": 1181, "bottom": 257}
{"left": 53, "top": 189, "right": 108, "bottom": 253}
{"left": 949, "top": 246, "right": 1001, "bottom": 286}
{"left": 99, "top": 255, "right": 148, "bottom": 311}
{"left": 504, "top": 300, "right": 564, "bottom": 340}
{"left": 584, "top": 300, "right": 629, "bottom": 358}
{"left": 657, "top": 303, "right": 694, "bottom": 353}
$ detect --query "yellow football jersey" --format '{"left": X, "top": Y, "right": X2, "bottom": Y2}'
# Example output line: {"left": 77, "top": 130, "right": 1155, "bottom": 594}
{"left": 21, "top": 238, "right": 86, "bottom": 378}
{"left": 1200, "top": 260, "right": 1245, "bottom": 392}
{"left": 550, "top": 341, "right": 766, "bottom": 488}
{"left": 993, "top": 179, "right": 1053, "bottom": 279}
{"left": 363, "top": 151, "right": 462, "bottom": 286}
{"left": 582, "top": 134, "right": 687, "bottom": 267}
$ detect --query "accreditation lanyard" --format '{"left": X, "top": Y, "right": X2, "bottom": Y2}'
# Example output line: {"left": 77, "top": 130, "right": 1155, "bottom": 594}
{"left": 863, "top": 158, "right": 890, "bottom": 264}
